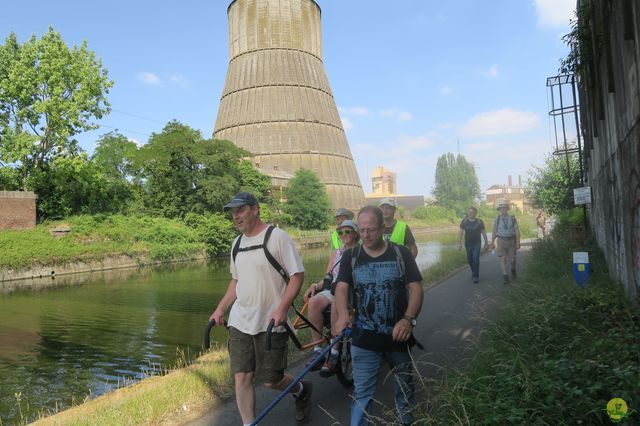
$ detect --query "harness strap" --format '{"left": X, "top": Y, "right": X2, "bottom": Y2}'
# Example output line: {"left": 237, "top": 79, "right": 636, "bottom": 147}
{"left": 232, "top": 225, "right": 289, "bottom": 284}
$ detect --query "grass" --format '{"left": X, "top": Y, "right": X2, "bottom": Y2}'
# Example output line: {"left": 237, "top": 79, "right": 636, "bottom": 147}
{"left": 421, "top": 249, "right": 469, "bottom": 287}
{"left": 31, "top": 346, "right": 233, "bottom": 426}
{"left": 414, "top": 222, "right": 640, "bottom": 424}
{"left": 0, "top": 215, "right": 206, "bottom": 271}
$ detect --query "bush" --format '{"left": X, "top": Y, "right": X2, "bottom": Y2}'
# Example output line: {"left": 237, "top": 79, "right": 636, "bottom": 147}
{"left": 183, "top": 213, "right": 236, "bottom": 256}
{"left": 412, "top": 205, "right": 458, "bottom": 224}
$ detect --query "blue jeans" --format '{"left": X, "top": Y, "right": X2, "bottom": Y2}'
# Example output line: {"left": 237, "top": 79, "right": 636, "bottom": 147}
{"left": 465, "top": 244, "right": 481, "bottom": 278}
{"left": 350, "top": 345, "right": 415, "bottom": 425}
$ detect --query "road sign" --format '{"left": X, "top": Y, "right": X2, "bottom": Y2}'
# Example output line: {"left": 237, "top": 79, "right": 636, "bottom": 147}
{"left": 574, "top": 186, "right": 592, "bottom": 205}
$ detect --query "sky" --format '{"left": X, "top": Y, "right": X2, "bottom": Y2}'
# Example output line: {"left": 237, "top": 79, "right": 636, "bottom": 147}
{"left": 0, "top": 0, "right": 576, "bottom": 197}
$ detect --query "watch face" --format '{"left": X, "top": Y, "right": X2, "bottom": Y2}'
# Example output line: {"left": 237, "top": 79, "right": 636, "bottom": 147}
{"left": 410, "top": 319, "right": 417, "bottom": 327}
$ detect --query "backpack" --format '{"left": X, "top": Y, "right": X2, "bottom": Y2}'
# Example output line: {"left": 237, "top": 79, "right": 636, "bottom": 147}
{"left": 494, "top": 215, "right": 517, "bottom": 234}
{"left": 231, "top": 225, "right": 288, "bottom": 283}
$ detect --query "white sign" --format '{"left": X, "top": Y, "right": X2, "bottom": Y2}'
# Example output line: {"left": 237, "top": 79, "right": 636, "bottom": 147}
{"left": 574, "top": 186, "right": 592, "bottom": 205}
{"left": 573, "top": 252, "right": 589, "bottom": 264}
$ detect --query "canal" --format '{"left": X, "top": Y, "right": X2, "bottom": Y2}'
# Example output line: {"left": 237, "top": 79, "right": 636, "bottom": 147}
{"left": 0, "top": 232, "right": 458, "bottom": 423}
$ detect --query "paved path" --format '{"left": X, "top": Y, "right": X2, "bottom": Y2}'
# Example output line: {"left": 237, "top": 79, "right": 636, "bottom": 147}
{"left": 187, "top": 248, "right": 530, "bottom": 426}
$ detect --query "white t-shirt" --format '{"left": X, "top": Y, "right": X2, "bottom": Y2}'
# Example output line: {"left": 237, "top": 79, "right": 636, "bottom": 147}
{"left": 228, "top": 226, "right": 305, "bottom": 335}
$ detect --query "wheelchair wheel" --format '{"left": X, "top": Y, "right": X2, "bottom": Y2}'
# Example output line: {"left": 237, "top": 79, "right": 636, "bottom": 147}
{"left": 335, "top": 335, "right": 353, "bottom": 387}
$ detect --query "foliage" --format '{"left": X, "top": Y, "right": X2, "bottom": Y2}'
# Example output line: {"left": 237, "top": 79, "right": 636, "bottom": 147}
{"left": 0, "top": 166, "right": 20, "bottom": 190}
{"left": 559, "top": 3, "right": 594, "bottom": 77}
{"left": 416, "top": 218, "right": 640, "bottom": 424}
{"left": 412, "top": 205, "right": 458, "bottom": 224}
{"left": 183, "top": 212, "right": 236, "bottom": 256}
{"left": 237, "top": 159, "right": 271, "bottom": 201}
{"left": 432, "top": 153, "right": 480, "bottom": 213}
{"left": 0, "top": 28, "right": 113, "bottom": 184}
{"left": 283, "top": 169, "right": 331, "bottom": 230}
{"left": 91, "top": 131, "right": 138, "bottom": 180}
{"left": 134, "top": 121, "right": 252, "bottom": 218}
{"left": 525, "top": 153, "right": 581, "bottom": 215}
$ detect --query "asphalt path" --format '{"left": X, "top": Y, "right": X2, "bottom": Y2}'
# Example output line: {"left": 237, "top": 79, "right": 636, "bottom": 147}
{"left": 188, "top": 247, "right": 530, "bottom": 426}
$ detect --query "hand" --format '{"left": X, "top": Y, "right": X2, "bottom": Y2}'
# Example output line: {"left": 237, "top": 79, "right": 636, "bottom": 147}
{"left": 392, "top": 318, "right": 412, "bottom": 342}
{"left": 209, "top": 309, "right": 225, "bottom": 326}
{"left": 269, "top": 307, "right": 289, "bottom": 327}
{"left": 303, "top": 283, "right": 317, "bottom": 302}
{"left": 332, "top": 314, "right": 350, "bottom": 337}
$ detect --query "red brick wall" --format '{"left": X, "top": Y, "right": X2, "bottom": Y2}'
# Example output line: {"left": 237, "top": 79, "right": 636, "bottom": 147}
{"left": 0, "top": 191, "right": 37, "bottom": 230}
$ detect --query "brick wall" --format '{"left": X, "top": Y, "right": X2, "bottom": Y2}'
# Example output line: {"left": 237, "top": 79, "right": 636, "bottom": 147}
{"left": 0, "top": 191, "right": 37, "bottom": 230}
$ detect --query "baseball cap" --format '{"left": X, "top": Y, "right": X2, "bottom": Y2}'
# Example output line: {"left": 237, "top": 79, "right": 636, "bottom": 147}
{"left": 379, "top": 197, "right": 396, "bottom": 207}
{"left": 223, "top": 192, "right": 259, "bottom": 211}
{"left": 334, "top": 207, "right": 354, "bottom": 219}
{"left": 497, "top": 202, "right": 510, "bottom": 210}
{"left": 338, "top": 219, "right": 359, "bottom": 234}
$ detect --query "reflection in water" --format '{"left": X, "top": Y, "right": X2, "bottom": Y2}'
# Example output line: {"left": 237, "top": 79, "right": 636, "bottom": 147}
{"left": 0, "top": 234, "right": 455, "bottom": 423}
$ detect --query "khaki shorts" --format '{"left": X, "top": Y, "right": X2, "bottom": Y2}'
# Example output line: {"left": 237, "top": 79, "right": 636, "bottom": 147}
{"left": 496, "top": 237, "right": 517, "bottom": 258}
{"left": 228, "top": 327, "right": 289, "bottom": 384}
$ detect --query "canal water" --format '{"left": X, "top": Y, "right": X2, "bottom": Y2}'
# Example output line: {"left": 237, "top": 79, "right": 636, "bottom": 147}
{"left": 0, "top": 233, "right": 457, "bottom": 423}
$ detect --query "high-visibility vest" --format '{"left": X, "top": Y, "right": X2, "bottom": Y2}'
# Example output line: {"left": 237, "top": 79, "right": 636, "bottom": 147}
{"left": 389, "top": 220, "right": 408, "bottom": 246}
{"left": 331, "top": 230, "right": 341, "bottom": 249}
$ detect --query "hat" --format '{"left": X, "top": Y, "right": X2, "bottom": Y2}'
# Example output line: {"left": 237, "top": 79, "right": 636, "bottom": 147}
{"left": 223, "top": 192, "right": 258, "bottom": 211}
{"left": 334, "top": 207, "right": 354, "bottom": 219}
{"left": 379, "top": 197, "right": 396, "bottom": 207}
{"left": 338, "top": 219, "right": 359, "bottom": 234}
{"left": 497, "top": 202, "right": 510, "bottom": 210}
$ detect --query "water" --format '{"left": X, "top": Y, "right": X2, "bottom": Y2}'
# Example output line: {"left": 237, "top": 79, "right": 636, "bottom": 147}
{"left": 0, "top": 233, "right": 456, "bottom": 423}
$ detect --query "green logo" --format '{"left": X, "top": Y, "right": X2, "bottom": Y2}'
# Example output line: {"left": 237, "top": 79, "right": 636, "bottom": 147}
{"left": 607, "top": 398, "right": 629, "bottom": 423}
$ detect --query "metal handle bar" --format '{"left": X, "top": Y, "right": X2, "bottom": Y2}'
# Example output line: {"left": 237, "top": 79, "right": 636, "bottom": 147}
{"left": 266, "top": 318, "right": 302, "bottom": 350}
{"left": 203, "top": 319, "right": 227, "bottom": 349}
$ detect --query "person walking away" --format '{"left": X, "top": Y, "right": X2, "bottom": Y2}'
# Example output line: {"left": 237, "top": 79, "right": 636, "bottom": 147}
{"left": 378, "top": 198, "right": 418, "bottom": 258}
{"left": 334, "top": 206, "right": 424, "bottom": 426}
{"left": 536, "top": 209, "right": 547, "bottom": 239}
{"left": 331, "top": 208, "right": 354, "bottom": 249}
{"left": 458, "top": 207, "right": 489, "bottom": 283}
{"left": 209, "top": 192, "right": 312, "bottom": 425}
{"left": 303, "top": 219, "right": 360, "bottom": 375}
{"left": 490, "top": 202, "right": 521, "bottom": 285}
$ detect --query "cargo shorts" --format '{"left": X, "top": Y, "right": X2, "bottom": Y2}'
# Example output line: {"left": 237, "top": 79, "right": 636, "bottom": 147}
{"left": 228, "top": 326, "right": 289, "bottom": 384}
{"left": 496, "top": 236, "right": 517, "bottom": 258}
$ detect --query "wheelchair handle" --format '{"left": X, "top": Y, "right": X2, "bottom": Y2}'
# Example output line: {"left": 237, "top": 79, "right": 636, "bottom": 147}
{"left": 266, "top": 318, "right": 302, "bottom": 351}
{"left": 204, "top": 318, "right": 227, "bottom": 350}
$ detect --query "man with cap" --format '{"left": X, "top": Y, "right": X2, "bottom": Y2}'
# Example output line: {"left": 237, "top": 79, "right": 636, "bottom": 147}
{"left": 210, "top": 192, "right": 312, "bottom": 425}
{"left": 331, "top": 207, "right": 354, "bottom": 249}
{"left": 379, "top": 197, "right": 418, "bottom": 258}
{"left": 490, "top": 201, "right": 521, "bottom": 284}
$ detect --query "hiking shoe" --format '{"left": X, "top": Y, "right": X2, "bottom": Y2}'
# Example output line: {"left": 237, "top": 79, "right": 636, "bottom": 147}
{"left": 511, "top": 268, "right": 517, "bottom": 280}
{"left": 294, "top": 381, "right": 313, "bottom": 423}
{"left": 305, "top": 352, "right": 323, "bottom": 371}
{"left": 503, "top": 274, "right": 510, "bottom": 285}
{"left": 319, "top": 353, "right": 338, "bottom": 378}
{"left": 472, "top": 276, "right": 479, "bottom": 284}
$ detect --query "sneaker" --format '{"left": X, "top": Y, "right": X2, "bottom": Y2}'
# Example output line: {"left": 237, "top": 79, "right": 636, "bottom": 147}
{"left": 511, "top": 268, "right": 517, "bottom": 280}
{"left": 294, "top": 381, "right": 313, "bottom": 423}
{"left": 319, "top": 353, "right": 338, "bottom": 377}
{"left": 503, "top": 274, "right": 510, "bottom": 285}
{"left": 472, "top": 276, "right": 479, "bottom": 284}
{"left": 305, "top": 352, "right": 323, "bottom": 371}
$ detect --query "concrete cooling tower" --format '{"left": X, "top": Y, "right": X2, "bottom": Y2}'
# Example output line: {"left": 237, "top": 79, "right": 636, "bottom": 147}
{"left": 213, "top": 0, "right": 366, "bottom": 210}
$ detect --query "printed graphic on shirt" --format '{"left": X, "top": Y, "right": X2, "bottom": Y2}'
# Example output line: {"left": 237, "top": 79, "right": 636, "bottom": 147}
{"left": 353, "top": 260, "right": 404, "bottom": 335}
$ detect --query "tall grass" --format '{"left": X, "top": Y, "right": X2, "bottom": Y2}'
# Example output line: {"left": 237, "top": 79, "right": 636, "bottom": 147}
{"left": 415, "top": 222, "right": 640, "bottom": 424}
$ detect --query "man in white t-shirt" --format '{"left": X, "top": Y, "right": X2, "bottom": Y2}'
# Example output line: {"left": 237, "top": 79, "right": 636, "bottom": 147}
{"left": 210, "top": 192, "right": 311, "bottom": 425}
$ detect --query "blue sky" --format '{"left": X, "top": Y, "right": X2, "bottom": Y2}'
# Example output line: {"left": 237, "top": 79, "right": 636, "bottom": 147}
{"left": 0, "top": 0, "right": 575, "bottom": 196}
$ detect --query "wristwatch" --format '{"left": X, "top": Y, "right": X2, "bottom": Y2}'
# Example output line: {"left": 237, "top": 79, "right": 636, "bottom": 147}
{"left": 402, "top": 315, "right": 417, "bottom": 327}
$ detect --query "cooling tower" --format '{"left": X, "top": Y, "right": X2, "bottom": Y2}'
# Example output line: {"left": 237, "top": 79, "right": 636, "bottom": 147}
{"left": 214, "top": 0, "right": 366, "bottom": 210}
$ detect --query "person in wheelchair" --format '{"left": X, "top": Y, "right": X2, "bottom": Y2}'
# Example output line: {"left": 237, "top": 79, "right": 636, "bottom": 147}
{"left": 303, "top": 219, "right": 359, "bottom": 375}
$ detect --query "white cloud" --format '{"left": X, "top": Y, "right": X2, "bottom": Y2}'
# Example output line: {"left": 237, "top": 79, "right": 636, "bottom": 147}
{"left": 338, "top": 106, "right": 370, "bottom": 116}
{"left": 439, "top": 85, "right": 453, "bottom": 96}
{"left": 129, "top": 137, "right": 143, "bottom": 147}
{"left": 481, "top": 64, "right": 499, "bottom": 78}
{"left": 340, "top": 116, "right": 354, "bottom": 131}
{"left": 460, "top": 108, "right": 540, "bottom": 138}
{"left": 169, "top": 74, "right": 192, "bottom": 89}
{"left": 379, "top": 108, "right": 414, "bottom": 122}
{"left": 137, "top": 71, "right": 161, "bottom": 85}
{"left": 534, "top": 0, "right": 575, "bottom": 28}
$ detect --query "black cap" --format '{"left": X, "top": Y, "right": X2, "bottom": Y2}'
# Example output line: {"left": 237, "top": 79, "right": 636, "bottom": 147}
{"left": 223, "top": 192, "right": 258, "bottom": 211}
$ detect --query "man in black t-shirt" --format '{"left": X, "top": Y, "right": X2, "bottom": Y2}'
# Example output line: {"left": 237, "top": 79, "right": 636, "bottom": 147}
{"left": 458, "top": 207, "right": 489, "bottom": 283}
{"left": 334, "top": 205, "right": 423, "bottom": 426}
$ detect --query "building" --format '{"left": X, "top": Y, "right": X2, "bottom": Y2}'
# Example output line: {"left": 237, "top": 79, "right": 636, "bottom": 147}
{"left": 485, "top": 175, "right": 531, "bottom": 212}
{"left": 0, "top": 191, "right": 36, "bottom": 230}
{"left": 371, "top": 166, "right": 397, "bottom": 195}
{"left": 213, "top": 0, "right": 366, "bottom": 211}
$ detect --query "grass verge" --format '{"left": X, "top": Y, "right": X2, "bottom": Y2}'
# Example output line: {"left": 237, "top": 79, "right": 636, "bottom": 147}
{"left": 422, "top": 249, "right": 469, "bottom": 287}
{"left": 416, "top": 223, "right": 640, "bottom": 424}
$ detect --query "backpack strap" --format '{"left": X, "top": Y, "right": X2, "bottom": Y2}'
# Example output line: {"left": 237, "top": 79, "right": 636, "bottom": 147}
{"left": 232, "top": 234, "right": 243, "bottom": 263}
{"left": 391, "top": 243, "right": 406, "bottom": 282}
{"left": 231, "top": 225, "right": 288, "bottom": 284}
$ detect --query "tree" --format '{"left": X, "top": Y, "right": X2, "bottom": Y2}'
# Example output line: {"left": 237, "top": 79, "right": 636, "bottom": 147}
{"left": 284, "top": 169, "right": 331, "bottom": 230}
{"left": 432, "top": 153, "right": 480, "bottom": 213}
{"left": 237, "top": 159, "right": 271, "bottom": 201}
{"left": 135, "top": 121, "right": 255, "bottom": 218}
{"left": 91, "top": 131, "right": 138, "bottom": 180}
{"left": 0, "top": 28, "right": 113, "bottom": 186}
{"left": 525, "top": 154, "right": 580, "bottom": 215}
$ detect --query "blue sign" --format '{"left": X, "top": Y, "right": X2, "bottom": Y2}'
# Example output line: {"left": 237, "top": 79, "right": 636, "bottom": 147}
{"left": 573, "top": 252, "right": 590, "bottom": 287}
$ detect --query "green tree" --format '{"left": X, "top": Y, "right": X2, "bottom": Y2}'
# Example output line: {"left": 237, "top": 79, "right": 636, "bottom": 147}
{"left": 237, "top": 159, "right": 271, "bottom": 201}
{"left": 284, "top": 169, "right": 331, "bottom": 230}
{"left": 0, "top": 28, "right": 113, "bottom": 186}
{"left": 91, "top": 131, "right": 138, "bottom": 180}
{"left": 432, "top": 153, "right": 480, "bottom": 213}
{"left": 135, "top": 121, "right": 252, "bottom": 218}
{"left": 525, "top": 154, "right": 580, "bottom": 215}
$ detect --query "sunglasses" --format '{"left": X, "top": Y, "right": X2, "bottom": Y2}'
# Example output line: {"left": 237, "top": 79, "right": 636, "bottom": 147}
{"left": 337, "top": 229, "right": 354, "bottom": 236}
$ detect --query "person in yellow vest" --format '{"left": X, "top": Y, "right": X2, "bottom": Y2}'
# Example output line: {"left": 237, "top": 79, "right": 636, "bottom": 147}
{"left": 379, "top": 197, "right": 418, "bottom": 258}
{"left": 330, "top": 208, "right": 354, "bottom": 249}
